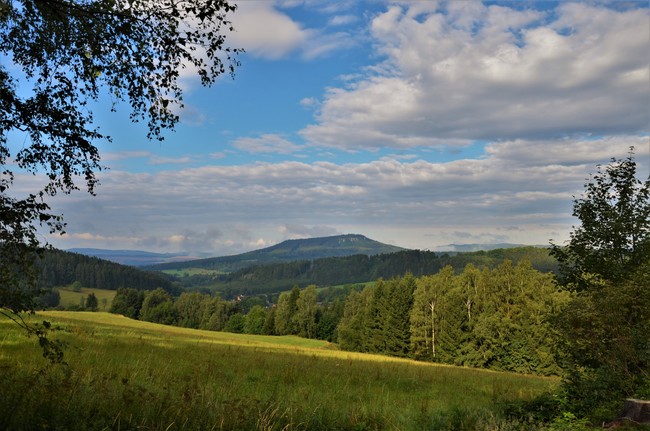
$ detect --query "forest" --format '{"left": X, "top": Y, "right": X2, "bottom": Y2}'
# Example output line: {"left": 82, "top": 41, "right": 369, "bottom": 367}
{"left": 165, "top": 246, "right": 558, "bottom": 297}
{"left": 34, "top": 250, "right": 178, "bottom": 294}
{"left": 108, "top": 259, "right": 567, "bottom": 376}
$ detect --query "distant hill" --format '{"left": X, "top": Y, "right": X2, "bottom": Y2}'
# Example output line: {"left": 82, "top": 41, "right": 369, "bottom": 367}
{"left": 37, "top": 249, "right": 179, "bottom": 294}
{"left": 171, "top": 246, "right": 558, "bottom": 299}
{"left": 148, "top": 234, "right": 406, "bottom": 273}
{"left": 68, "top": 248, "right": 204, "bottom": 266}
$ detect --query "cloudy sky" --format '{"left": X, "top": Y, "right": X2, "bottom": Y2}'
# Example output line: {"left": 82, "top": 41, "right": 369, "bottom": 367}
{"left": 26, "top": 1, "right": 650, "bottom": 255}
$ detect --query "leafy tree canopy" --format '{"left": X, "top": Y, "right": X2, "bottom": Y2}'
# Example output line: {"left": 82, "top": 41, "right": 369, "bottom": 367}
{"left": 551, "top": 148, "right": 650, "bottom": 288}
{"left": 0, "top": 0, "right": 241, "bottom": 314}
{"left": 550, "top": 149, "right": 650, "bottom": 420}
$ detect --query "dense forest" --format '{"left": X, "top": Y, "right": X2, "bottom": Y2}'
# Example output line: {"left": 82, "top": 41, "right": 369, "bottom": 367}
{"left": 181, "top": 246, "right": 558, "bottom": 297}
{"left": 35, "top": 249, "right": 178, "bottom": 294}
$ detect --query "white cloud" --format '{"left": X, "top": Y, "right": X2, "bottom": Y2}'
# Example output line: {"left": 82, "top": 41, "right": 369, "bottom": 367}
{"left": 300, "top": 97, "right": 320, "bottom": 109}
{"left": 328, "top": 14, "right": 358, "bottom": 27}
{"left": 228, "top": 2, "right": 307, "bottom": 60}
{"left": 301, "top": 3, "right": 649, "bottom": 150}
{"left": 227, "top": 1, "right": 358, "bottom": 60}
{"left": 102, "top": 151, "right": 151, "bottom": 162}
{"left": 148, "top": 156, "right": 193, "bottom": 165}
{"left": 210, "top": 152, "right": 227, "bottom": 160}
{"left": 484, "top": 135, "right": 650, "bottom": 167}
{"left": 99, "top": 151, "right": 198, "bottom": 167}
{"left": 41, "top": 136, "right": 644, "bottom": 254}
{"left": 20, "top": 2, "right": 647, "bottom": 256}
{"left": 278, "top": 224, "right": 340, "bottom": 239}
{"left": 301, "top": 30, "right": 358, "bottom": 59}
{"left": 232, "top": 134, "right": 302, "bottom": 154}
{"left": 178, "top": 104, "right": 207, "bottom": 126}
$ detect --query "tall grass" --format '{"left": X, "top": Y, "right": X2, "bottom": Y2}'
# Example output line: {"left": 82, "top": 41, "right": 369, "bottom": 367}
{"left": 1, "top": 312, "right": 558, "bottom": 430}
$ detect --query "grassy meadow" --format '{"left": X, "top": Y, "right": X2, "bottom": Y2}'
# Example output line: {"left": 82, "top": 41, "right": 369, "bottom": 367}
{"left": 57, "top": 287, "right": 117, "bottom": 310}
{"left": 0, "top": 311, "right": 558, "bottom": 430}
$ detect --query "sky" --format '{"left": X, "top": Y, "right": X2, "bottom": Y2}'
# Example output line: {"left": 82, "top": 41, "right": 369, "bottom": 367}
{"left": 16, "top": 0, "right": 650, "bottom": 256}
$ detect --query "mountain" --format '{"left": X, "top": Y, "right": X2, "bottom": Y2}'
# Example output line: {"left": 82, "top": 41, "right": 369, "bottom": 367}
{"left": 148, "top": 234, "right": 407, "bottom": 272}
{"left": 68, "top": 248, "right": 205, "bottom": 266}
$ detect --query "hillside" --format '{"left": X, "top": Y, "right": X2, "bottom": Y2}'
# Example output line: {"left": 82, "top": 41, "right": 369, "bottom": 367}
{"left": 148, "top": 234, "right": 406, "bottom": 273}
{"left": 35, "top": 244, "right": 557, "bottom": 300}
{"left": 179, "top": 246, "right": 558, "bottom": 298}
{"left": 36, "top": 249, "right": 178, "bottom": 294}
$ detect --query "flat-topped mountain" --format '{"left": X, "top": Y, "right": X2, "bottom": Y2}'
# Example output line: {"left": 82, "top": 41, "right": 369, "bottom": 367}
{"left": 149, "top": 234, "right": 407, "bottom": 272}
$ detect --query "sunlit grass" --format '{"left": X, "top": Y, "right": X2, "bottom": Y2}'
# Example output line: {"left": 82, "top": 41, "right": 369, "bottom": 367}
{"left": 57, "top": 287, "right": 116, "bottom": 309}
{"left": 0, "top": 311, "right": 558, "bottom": 430}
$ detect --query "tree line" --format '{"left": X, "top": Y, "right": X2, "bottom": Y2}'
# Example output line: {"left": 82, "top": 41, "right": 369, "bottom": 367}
{"left": 108, "top": 259, "right": 567, "bottom": 375}
{"left": 338, "top": 261, "right": 568, "bottom": 375}
{"left": 109, "top": 285, "right": 345, "bottom": 342}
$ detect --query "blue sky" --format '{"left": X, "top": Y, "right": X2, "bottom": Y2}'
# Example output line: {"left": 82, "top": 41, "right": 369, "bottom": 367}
{"left": 17, "top": 0, "right": 650, "bottom": 256}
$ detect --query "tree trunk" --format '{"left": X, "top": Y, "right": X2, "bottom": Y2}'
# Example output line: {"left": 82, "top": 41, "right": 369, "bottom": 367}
{"left": 429, "top": 301, "right": 435, "bottom": 358}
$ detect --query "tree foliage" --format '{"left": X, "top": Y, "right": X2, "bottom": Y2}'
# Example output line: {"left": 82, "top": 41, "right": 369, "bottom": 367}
{"left": 140, "top": 288, "right": 176, "bottom": 325}
{"left": 85, "top": 292, "right": 98, "bottom": 311}
{"left": 337, "top": 262, "right": 568, "bottom": 375}
{"left": 110, "top": 287, "right": 145, "bottom": 319}
{"left": 274, "top": 286, "right": 300, "bottom": 336}
{"left": 36, "top": 249, "right": 177, "bottom": 293}
{"left": 550, "top": 150, "right": 650, "bottom": 420}
{"left": 551, "top": 149, "right": 650, "bottom": 288}
{"left": 293, "top": 285, "right": 318, "bottom": 339}
{"left": 0, "top": 0, "right": 240, "bottom": 316}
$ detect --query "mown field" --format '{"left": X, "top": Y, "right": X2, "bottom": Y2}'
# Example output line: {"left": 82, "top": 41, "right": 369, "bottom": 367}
{"left": 0, "top": 312, "right": 559, "bottom": 430}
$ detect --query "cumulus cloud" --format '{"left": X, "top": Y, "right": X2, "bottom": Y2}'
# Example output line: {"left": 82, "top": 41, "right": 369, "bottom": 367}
{"left": 301, "top": 2, "right": 649, "bottom": 149}
{"left": 228, "top": 2, "right": 308, "bottom": 59}
{"left": 26, "top": 2, "right": 648, "bottom": 256}
{"left": 227, "top": 1, "right": 357, "bottom": 60}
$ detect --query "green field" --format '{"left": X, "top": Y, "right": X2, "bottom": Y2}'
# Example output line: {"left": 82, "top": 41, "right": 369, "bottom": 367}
{"left": 161, "top": 267, "right": 224, "bottom": 277}
{"left": 0, "top": 312, "right": 558, "bottom": 430}
{"left": 58, "top": 287, "right": 117, "bottom": 309}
